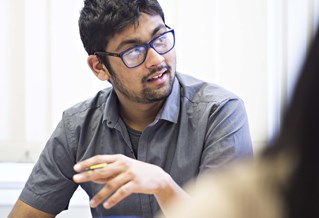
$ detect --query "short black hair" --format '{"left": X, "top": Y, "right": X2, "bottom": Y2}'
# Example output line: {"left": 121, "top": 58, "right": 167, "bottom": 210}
{"left": 79, "top": 0, "right": 165, "bottom": 55}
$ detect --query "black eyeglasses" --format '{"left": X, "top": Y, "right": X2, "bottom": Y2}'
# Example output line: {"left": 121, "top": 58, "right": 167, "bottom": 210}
{"left": 94, "top": 29, "right": 175, "bottom": 68}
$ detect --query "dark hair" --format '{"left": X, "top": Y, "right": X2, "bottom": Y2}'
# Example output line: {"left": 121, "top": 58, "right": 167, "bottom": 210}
{"left": 79, "top": 0, "right": 165, "bottom": 55}
{"left": 263, "top": 27, "right": 319, "bottom": 218}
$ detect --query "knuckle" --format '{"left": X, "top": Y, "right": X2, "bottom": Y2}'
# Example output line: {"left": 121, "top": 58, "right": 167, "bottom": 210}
{"left": 85, "top": 170, "right": 94, "bottom": 179}
{"left": 95, "top": 169, "right": 106, "bottom": 177}
{"left": 107, "top": 197, "right": 116, "bottom": 206}
{"left": 118, "top": 186, "right": 129, "bottom": 196}
{"left": 93, "top": 193, "right": 104, "bottom": 202}
{"left": 95, "top": 155, "right": 105, "bottom": 162}
{"left": 125, "top": 170, "right": 134, "bottom": 178}
{"left": 106, "top": 182, "right": 116, "bottom": 190}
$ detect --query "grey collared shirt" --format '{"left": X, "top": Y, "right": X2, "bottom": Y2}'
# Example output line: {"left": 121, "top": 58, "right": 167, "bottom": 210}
{"left": 20, "top": 73, "right": 253, "bottom": 218}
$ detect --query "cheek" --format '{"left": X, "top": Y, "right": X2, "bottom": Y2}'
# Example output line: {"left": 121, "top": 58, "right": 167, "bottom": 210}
{"left": 109, "top": 58, "right": 126, "bottom": 72}
{"left": 113, "top": 70, "right": 141, "bottom": 88}
{"left": 166, "top": 51, "right": 177, "bottom": 70}
{"left": 109, "top": 61, "right": 136, "bottom": 82}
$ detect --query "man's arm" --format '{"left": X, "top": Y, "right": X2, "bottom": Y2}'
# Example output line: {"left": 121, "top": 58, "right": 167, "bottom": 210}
{"left": 200, "top": 98, "right": 253, "bottom": 172}
{"left": 8, "top": 199, "right": 55, "bottom": 218}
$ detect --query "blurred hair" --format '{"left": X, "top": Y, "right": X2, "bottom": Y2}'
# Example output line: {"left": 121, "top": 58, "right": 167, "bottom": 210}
{"left": 263, "top": 27, "right": 319, "bottom": 218}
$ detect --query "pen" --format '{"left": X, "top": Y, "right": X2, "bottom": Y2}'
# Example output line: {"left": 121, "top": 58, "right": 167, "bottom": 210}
{"left": 88, "top": 163, "right": 107, "bottom": 170}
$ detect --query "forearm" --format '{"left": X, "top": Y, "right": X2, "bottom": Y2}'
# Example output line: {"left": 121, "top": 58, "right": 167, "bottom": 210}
{"left": 8, "top": 199, "right": 55, "bottom": 218}
{"left": 154, "top": 172, "right": 191, "bottom": 217}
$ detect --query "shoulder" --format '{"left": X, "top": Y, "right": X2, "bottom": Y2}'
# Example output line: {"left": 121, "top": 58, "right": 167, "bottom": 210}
{"left": 55, "top": 88, "right": 113, "bottom": 152}
{"left": 62, "top": 87, "right": 112, "bottom": 119}
{"left": 176, "top": 72, "right": 240, "bottom": 105}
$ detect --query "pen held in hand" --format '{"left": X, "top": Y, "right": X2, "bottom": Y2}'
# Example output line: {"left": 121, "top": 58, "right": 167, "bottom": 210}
{"left": 88, "top": 162, "right": 107, "bottom": 170}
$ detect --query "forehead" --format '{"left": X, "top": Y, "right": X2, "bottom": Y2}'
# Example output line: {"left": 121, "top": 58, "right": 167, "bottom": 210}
{"left": 106, "top": 13, "right": 165, "bottom": 51}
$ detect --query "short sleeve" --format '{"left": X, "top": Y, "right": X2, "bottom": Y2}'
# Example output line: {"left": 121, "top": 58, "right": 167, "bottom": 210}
{"left": 19, "top": 119, "right": 79, "bottom": 215}
{"left": 200, "top": 98, "right": 253, "bottom": 172}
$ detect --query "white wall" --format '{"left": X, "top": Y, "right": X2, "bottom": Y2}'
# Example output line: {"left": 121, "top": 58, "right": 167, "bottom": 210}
{"left": 0, "top": 0, "right": 318, "bottom": 159}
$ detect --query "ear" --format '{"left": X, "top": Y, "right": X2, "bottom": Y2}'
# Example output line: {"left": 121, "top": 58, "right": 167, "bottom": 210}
{"left": 87, "top": 55, "right": 110, "bottom": 81}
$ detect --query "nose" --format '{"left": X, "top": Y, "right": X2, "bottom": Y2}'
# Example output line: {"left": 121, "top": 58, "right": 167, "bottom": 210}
{"left": 144, "top": 48, "right": 165, "bottom": 68}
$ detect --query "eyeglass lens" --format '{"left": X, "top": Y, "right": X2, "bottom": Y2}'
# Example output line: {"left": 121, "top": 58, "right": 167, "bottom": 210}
{"left": 122, "top": 30, "right": 174, "bottom": 68}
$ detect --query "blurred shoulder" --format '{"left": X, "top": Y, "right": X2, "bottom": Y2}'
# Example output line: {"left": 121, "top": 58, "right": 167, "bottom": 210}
{"left": 162, "top": 154, "right": 293, "bottom": 218}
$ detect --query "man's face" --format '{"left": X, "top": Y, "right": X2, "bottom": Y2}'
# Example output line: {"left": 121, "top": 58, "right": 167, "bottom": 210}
{"left": 105, "top": 13, "right": 176, "bottom": 104}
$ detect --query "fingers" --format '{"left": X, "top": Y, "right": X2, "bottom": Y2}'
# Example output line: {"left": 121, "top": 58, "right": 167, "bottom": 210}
{"left": 73, "top": 154, "right": 126, "bottom": 183}
{"left": 73, "top": 154, "right": 120, "bottom": 172}
{"left": 73, "top": 161, "right": 122, "bottom": 183}
{"left": 72, "top": 155, "right": 163, "bottom": 209}
{"left": 90, "top": 173, "right": 132, "bottom": 208}
{"left": 103, "top": 182, "right": 134, "bottom": 208}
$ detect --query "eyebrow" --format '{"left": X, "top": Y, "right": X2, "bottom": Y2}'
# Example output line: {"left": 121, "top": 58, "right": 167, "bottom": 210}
{"left": 115, "top": 24, "right": 166, "bottom": 51}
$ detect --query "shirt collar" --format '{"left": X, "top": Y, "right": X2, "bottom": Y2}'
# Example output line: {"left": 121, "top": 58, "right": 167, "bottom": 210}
{"left": 103, "top": 89, "right": 121, "bottom": 128}
{"left": 103, "top": 77, "right": 180, "bottom": 127}
{"left": 155, "top": 77, "right": 180, "bottom": 123}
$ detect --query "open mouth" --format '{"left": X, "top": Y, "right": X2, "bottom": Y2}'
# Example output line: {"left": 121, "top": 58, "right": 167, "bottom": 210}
{"left": 147, "top": 69, "right": 167, "bottom": 82}
{"left": 148, "top": 72, "right": 165, "bottom": 82}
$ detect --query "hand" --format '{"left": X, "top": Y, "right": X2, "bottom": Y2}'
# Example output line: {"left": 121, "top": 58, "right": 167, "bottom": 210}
{"left": 73, "top": 154, "right": 170, "bottom": 209}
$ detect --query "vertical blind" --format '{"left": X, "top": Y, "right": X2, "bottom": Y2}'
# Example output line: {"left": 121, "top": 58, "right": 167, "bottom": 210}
{"left": 1, "top": 0, "right": 318, "bottom": 161}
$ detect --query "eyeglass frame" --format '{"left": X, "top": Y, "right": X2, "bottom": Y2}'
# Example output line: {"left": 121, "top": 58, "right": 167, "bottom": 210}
{"left": 94, "top": 28, "right": 175, "bottom": 68}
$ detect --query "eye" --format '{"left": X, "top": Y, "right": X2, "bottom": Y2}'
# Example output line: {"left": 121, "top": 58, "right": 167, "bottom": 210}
{"left": 154, "top": 35, "right": 168, "bottom": 46}
{"left": 123, "top": 46, "right": 145, "bottom": 59}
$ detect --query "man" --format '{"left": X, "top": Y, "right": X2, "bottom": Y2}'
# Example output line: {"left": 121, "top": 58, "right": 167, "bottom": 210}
{"left": 9, "top": 0, "right": 253, "bottom": 217}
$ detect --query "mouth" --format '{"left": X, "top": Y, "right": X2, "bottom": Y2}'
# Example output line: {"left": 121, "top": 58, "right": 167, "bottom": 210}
{"left": 147, "top": 68, "right": 167, "bottom": 82}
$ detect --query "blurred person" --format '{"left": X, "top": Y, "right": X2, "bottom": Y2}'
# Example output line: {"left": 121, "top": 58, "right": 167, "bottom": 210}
{"left": 159, "top": 27, "right": 319, "bottom": 218}
{"left": 8, "top": 0, "right": 252, "bottom": 217}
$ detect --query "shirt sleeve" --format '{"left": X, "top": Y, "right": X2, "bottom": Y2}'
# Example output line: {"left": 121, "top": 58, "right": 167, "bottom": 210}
{"left": 19, "top": 119, "right": 79, "bottom": 215}
{"left": 200, "top": 98, "right": 253, "bottom": 173}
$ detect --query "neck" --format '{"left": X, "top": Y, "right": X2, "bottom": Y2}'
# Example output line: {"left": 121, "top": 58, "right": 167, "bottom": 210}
{"left": 118, "top": 97, "right": 164, "bottom": 132}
